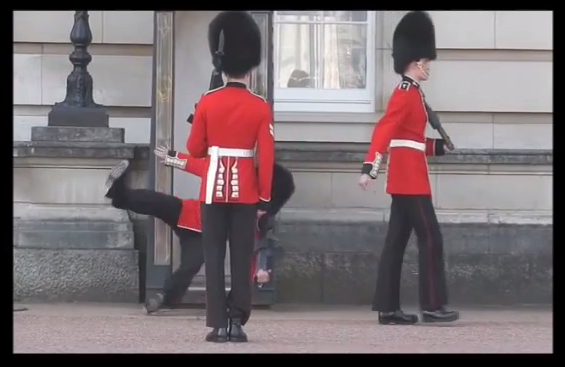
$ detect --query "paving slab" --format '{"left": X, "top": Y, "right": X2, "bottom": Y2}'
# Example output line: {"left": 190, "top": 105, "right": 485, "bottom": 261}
{"left": 13, "top": 303, "right": 553, "bottom": 353}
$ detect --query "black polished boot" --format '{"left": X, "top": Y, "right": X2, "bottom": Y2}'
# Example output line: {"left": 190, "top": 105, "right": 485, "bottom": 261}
{"left": 144, "top": 294, "right": 177, "bottom": 314}
{"left": 422, "top": 306, "right": 460, "bottom": 323}
{"left": 105, "top": 160, "right": 130, "bottom": 200}
{"left": 378, "top": 310, "right": 419, "bottom": 325}
{"left": 205, "top": 328, "right": 229, "bottom": 343}
{"left": 228, "top": 318, "right": 248, "bottom": 343}
{"left": 144, "top": 294, "right": 164, "bottom": 314}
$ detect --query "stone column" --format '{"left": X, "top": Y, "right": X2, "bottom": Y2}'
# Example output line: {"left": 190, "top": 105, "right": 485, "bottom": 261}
{"left": 13, "top": 11, "right": 141, "bottom": 303}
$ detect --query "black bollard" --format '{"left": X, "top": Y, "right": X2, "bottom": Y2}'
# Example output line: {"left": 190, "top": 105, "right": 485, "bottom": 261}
{"left": 47, "top": 11, "right": 109, "bottom": 128}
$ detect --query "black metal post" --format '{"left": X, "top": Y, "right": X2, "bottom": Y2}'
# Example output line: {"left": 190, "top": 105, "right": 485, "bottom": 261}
{"left": 47, "top": 11, "right": 109, "bottom": 127}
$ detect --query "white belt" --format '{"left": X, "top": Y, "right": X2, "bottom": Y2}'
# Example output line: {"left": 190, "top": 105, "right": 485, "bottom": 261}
{"left": 205, "top": 146, "right": 255, "bottom": 204}
{"left": 389, "top": 139, "right": 425, "bottom": 152}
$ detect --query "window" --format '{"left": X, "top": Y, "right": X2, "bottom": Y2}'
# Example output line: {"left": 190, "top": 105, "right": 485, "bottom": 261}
{"left": 274, "top": 10, "right": 376, "bottom": 113}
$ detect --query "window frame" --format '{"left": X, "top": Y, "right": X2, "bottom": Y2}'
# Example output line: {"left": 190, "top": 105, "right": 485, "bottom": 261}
{"left": 273, "top": 11, "right": 377, "bottom": 114}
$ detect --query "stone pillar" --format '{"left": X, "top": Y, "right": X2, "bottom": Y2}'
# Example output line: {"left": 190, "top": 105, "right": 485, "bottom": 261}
{"left": 13, "top": 11, "right": 141, "bottom": 303}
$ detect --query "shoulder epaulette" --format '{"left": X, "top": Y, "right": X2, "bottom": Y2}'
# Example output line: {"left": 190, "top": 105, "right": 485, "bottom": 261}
{"left": 398, "top": 81, "right": 411, "bottom": 91}
{"left": 246, "top": 90, "right": 268, "bottom": 103}
{"left": 204, "top": 86, "right": 225, "bottom": 95}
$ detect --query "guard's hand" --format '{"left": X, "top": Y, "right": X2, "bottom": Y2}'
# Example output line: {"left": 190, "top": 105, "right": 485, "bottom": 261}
{"left": 444, "top": 141, "right": 455, "bottom": 152}
{"left": 256, "top": 269, "right": 271, "bottom": 284}
{"left": 442, "top": 137, "right": 455, "bottom": 152}
{"left": 358, "top": 174, "right": 371, "bottom": 190}
{"left": 257, "top": 210, "right": 266, "bottom": 219}
{"left": 153, "top": 143, "right": 171, "bottom": 163}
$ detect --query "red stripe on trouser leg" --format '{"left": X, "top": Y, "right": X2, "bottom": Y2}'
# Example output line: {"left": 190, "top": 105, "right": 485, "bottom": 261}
{"left": 416, "top": 199, "right": 436, "bottom": 308}
{"left": 250, "top": 230, "right": 259, "bottom": 281}
{"left": 249, "top": 252, "right": 257, "bottom": 281}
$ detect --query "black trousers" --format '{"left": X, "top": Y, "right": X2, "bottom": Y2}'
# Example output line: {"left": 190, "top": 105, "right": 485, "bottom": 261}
{"left": 201, "top": 202, "right": 256, "bottom": 328}
{"left": 111, "top": 186, "right": 204, "bottom": 306}
{"left": 162, "top": 229, "right": 204, "bottom": 306}
{"left": 372, "top": 194, "right": 448, "bottom": 312}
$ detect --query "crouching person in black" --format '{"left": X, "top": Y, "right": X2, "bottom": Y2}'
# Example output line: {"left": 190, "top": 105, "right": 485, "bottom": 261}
{"left": 104, "top": 152, "right": 295, "bottom": 316}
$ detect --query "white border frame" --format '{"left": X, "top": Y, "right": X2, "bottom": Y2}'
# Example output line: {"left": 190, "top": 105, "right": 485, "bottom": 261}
{"left": 273, "top": 11, "right": 377, "bottom": 114}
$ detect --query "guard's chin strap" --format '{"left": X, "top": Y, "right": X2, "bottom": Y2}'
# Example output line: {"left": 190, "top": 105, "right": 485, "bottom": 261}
{"left": 417, "top": 61, "right": 429, "bottom": 79}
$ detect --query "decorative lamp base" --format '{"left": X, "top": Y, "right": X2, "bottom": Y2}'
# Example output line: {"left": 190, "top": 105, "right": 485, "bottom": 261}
{"left": 48, "top": 105, "right": 109, "bottom": 128}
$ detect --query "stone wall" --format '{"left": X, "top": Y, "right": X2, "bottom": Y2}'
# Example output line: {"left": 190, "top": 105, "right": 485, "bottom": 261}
{"left": 274, "top": 11, "right": 552, "bottom": 146}
{"left": 13, "top": 142, "right": 552, "bottom": 305}
{"left": 13, "top": 141, "right": 149, "bottom": 303}
{"left": 13, "top": 11, "right": 153, "bottom": 144}
{"left": 275, "top": 213, "right": 552, "bottom": 305}
{"left": 279, "top": 143, "right": 552, "bottom": 217}
{"left": 12, "top": 11, "right": 552, "bottom": 305}
{"left": 273, "top": 144, "right": 552, "bottom": 305}
{"left": 13, "top": 11, "right": 552, "bottom": 148}
{"left": 13, "top": 10, "right": 553, "bottom": 218}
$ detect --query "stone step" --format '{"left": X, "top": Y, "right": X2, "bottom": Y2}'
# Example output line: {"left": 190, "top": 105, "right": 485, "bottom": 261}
{"left": 14, "top": 220, "right": 135, "bottom": 250}
{"left": 277, "top": 210, "right": 552, "bottom": 255}
{"left": 279, "top": 208, "right": 553, "bottom": 225}
{"left": 14, "top": 220, "right": 133, "bottom": 232}
{"left": 275, "top": 142, "right": 553, "bottom": 165}
{"left": 31, "top": 126, "right": 125, "bottom": 143}
{"left": 13, "top": 140, "right": 137, "bottom": 159}
{"left": 14, "top": 248, "right": 139, "bottom": 303}
{"left": 274, "top": 208, "right": 552, "bottom": 305}
{"left": 14, "top": 204, "right": 131, "bottom": 222}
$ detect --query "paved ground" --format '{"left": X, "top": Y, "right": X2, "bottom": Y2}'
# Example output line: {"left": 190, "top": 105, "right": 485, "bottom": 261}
{"left": 13, "top": 303, "right": 552, "bottom": 353}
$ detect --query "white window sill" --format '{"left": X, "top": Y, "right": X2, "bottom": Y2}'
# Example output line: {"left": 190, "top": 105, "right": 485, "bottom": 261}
{"left": 274, "top": 110, "right": 383, "bottom": 124}
{"left": 274, "top": 99, "right": 378, "bottom": 115}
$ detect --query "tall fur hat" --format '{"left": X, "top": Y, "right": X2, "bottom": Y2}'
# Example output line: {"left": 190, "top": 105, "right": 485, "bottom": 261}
{"left": 392, "top": 11, "right": 437, "bottom": 74}
{"left": 208, "top": 11, "right": 262, "bottom": 77}
{"left": 268, "top": 163, "right": 295, "bottom": 217}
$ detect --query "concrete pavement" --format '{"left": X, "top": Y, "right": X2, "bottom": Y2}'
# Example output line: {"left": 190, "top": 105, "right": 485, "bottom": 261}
{"left": 13, "top": 303, "right": 552, "bottom": 353}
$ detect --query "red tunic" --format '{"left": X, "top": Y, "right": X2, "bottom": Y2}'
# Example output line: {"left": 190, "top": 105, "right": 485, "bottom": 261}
{"left": 172, "top": 152, "right": 206, "bottom": 232}
{"left": 172, "top": 151, "right": 264, "bottom": 278}
{"left": 362, "top": 76, "right": 445, "bottom": 196}
{"left": 187, "top": 82, "right": 275, "bottom": 206}
{"left": 172, "top": 152, "right": 267, "bottom": 236}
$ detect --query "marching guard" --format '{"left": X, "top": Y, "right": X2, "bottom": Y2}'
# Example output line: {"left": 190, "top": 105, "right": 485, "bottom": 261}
{"left": 187, "top": 11, "right": 275, "bottom": 342}
{"left": 358, "top": 11, "right": 459, "bottom": 325}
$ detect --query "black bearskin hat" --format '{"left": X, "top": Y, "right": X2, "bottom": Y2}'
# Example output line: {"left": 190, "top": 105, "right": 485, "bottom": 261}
{"left": 268, "top": 163, "right": 295, "bottom": 217}
{"left": 392, "top": 11, "right": 437, "bottom": 74}
{"left": 208, "top": 11, "right": 262, "bottom": 77}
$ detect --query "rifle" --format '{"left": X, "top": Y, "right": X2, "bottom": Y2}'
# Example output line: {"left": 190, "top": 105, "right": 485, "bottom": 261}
{"left": 424, "top": 102, "right": 455, "bottom": 151}
{"left": 186, "top": 69, "right": 224, "bottom": 124}
{"left": 209, "top": 68, "right": 224, "bottom": 90}
{"left": 187, "top": 31, "right": 225, "bottom": 124}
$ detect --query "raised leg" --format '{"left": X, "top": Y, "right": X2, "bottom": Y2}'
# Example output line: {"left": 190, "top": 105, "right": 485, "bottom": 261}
{"left": 118, "top": 189, "right": 181, "bottom": 228}
{"left": 105, "top": 160, "right": 181, "bottom": 228}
